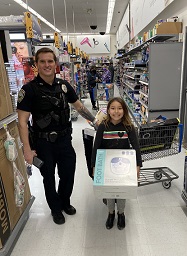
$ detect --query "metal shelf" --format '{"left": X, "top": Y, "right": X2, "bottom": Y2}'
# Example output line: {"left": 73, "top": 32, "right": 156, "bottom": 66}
{"left": 139, "top": 90, "right": 148, "bottom": 97}
{"left": 139, "top": 80, "right": 149, "bottom": 86}
{"left": 139, "top": 111, "right": 148, "bottom": 121}
{"left": 139, "top": 99, "right": 148, "bottom": 109}
{"left": 123, "top": 81, "right": 139, "bottom": 91}
{"left": 0, "top": 113, "right": 17, "bottom": 129}
{"left": 124, "top": 34, "right": 179, "bottom": 56}
{"left": 124, "top": 74, "right": 140, "bottom": 80}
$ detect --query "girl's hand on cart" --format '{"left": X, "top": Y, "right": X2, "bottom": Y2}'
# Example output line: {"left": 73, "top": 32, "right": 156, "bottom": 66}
{"left": 137, "top": 166, "right": 140, "bottom": 179}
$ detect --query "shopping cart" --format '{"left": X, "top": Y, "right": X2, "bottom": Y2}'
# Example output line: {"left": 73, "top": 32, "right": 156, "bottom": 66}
{"left": 93, "top": 83, "right": 114, "bottom": 110}
{"left": 82, "top": 118, "right": 183, "bottom": 189}
{"left": 138, "top": 119, "right": 183, "bottom": 189}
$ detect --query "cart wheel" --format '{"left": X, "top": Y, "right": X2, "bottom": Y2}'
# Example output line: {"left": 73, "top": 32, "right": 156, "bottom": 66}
{"left": 162, "top": 181, "right": 171, "bottom": 189}
{"left": 154, "top": 171, "right": 162, "bottom": 180}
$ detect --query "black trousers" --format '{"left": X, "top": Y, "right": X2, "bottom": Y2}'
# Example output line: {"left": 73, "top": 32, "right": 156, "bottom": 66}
{"left": 35, "top": 133, "right": 76, "bottom": 212}
{"left": 89, "top": 89, "right": 96, "bottom": 108}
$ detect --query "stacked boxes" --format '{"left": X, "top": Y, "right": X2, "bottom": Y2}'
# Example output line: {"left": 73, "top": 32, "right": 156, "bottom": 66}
{"left": 156, "top": 22, "right": 182, "bottom": 35}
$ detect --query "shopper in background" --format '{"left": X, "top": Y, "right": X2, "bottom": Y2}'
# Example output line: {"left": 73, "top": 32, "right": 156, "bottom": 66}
{"left": 87, "top": 65, "right": 100, "bottom": 110}
{"left": 17, "top": 47, "right": 98, "bottom": 225}
{"left": 102, "top": 64, "right": 111, "bottom": 83}
{"left": 108, "top": 62, "right": 114, "bottom": 83}
{"left": 91, "top": 97, "right": 142, "bottom": 230}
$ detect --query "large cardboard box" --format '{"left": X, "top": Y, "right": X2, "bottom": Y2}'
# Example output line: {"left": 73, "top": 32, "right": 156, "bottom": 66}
{"left": 0, "top": 46, "right": 13, "bottom": 121}
{"left": 0, "top": 121, "right": 31, "bottom": 249}
{"left": 93, "top": 149, "right": 137, "bottom": 199}
{"left": 156, "top": 22, "right": 182, "bottom": 35}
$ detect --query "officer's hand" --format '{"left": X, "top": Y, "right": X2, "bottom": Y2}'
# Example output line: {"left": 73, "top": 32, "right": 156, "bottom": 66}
{"left": 24, "top": 149, "right": 37, "bottom": 165}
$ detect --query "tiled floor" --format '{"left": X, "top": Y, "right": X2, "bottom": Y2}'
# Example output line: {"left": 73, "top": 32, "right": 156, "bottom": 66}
{"left": 11, "top": 98, "right": 187, "bottom": 256}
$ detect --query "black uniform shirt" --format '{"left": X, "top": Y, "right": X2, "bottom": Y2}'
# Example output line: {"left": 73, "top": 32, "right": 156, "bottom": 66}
{"left": 91, "top": 121, "right": 142, "bottom": 167}
{"left": 17, "top": 75, "right": 78, "bottom": 131}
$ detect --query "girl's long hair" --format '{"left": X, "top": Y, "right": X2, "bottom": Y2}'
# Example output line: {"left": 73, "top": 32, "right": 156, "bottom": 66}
{"left": 104, "top": 97, "right": 133, "bottom": 129}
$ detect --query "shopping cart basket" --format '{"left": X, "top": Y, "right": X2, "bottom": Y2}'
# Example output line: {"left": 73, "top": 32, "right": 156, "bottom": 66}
{"left": 92, "top": 83, "right": 114, "bottom": 110}
{"left": 138, "top": 119, "right": 183, "bottom": 189}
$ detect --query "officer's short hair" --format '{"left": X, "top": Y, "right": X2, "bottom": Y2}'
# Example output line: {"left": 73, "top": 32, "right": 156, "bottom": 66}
{"left": 35, "top": 47, "right": 57, "bottom": 63}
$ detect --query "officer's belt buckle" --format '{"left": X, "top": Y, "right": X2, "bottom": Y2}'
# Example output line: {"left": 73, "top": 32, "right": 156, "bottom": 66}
{"left": 48, "top": 131, "right": 58, "bottom": 142}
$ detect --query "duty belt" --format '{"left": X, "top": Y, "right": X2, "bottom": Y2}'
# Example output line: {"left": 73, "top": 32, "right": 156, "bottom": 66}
{"left": 37, "top": 127, "right": 72, "bottom": 142}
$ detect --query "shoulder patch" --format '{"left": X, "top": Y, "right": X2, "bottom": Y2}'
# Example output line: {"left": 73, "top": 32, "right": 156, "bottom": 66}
{"left": 61, "top": 84, "right": 67, "bottom": 93}
{"left": 18, "top": 89, "right": 25, "bottom": 103}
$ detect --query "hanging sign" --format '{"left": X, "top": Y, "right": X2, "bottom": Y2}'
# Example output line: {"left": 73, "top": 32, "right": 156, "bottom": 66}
{"left": 24, "top": 12, "right": 42, "bottom": 42}
{"left": 77, "top": 35, "right": 110, "bottom": 54}
{"left": 54, "top": 32, "right": 60, "bottom": 48}
{"left": 25, "top": 12, "right": 33, "bottom": 39}
{"left": 54, "top": 32, "right": 63, "bottom": 49}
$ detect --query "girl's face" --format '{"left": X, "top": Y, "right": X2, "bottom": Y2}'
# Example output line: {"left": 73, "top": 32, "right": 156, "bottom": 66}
{"left": 108, "top": 100, "right": 124, "bottom": 125}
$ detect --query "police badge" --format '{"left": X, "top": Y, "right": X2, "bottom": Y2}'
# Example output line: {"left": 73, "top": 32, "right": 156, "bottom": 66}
{"left": 18, "top": 89, "right": 25, "bottom": 103}
{"left": 61, "top": 84, "right": 67, "bottom": 93}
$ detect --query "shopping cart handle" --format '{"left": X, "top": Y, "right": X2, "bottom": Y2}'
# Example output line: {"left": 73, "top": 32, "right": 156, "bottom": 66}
{"left": 87, "top": 120, "right": 98, "bottom": 130}
{"left": 178, "top": 123, "right": 183, "bottom": 153}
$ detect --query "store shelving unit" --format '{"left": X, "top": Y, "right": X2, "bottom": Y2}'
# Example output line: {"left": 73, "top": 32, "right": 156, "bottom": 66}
{"left": 0, "top": 196, "right": 35, "bottom": 256}
{"left": 0, "top": 113, "right": 35, "bottom": 256}
{"left": 117, "top": 35, "right": 182, "bottom": 126}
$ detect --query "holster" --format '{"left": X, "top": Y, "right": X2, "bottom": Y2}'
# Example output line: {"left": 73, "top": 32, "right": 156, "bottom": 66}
{"left": 37, "top": 127, "right": 72, "bottom": 143}
{"left": 28, "top": 126, "right": 37, "bottom": 150}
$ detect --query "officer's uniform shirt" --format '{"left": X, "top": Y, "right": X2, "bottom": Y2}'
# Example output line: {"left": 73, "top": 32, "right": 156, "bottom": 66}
{"left": 17, "top": 75, "right": 78, "bottom": 132}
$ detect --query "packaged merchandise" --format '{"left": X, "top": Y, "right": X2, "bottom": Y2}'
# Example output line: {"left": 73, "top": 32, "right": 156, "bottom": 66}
{"left": 0, "top": 121, "right": 31, "bottom": 248}
{"left": 93, "top": 149, "right": 137, "bottom": 199}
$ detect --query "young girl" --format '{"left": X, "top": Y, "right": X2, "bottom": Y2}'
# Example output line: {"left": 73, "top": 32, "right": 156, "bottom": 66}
{"left": 91, "top": 97, "right": 142, "bottom": 230}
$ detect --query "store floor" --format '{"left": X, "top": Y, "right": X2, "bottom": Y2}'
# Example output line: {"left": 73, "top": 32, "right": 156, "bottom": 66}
{"left": 11, "top": 98, "right": 187, "bottom": 256}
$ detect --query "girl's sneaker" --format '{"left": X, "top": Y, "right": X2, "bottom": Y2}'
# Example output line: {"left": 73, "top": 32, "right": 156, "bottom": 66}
{"left": 117, "top": 212, "right": 125, "bottom": 230}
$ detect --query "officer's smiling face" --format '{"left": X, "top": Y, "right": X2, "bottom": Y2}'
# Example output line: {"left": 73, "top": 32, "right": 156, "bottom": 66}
{"left": 36, "top": 52, "right": 57, "bottom": 79}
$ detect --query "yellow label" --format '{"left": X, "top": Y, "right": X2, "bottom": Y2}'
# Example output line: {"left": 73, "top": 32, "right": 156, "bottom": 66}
{"left": 25, "top": 12, "right": 33, "bottom": 38}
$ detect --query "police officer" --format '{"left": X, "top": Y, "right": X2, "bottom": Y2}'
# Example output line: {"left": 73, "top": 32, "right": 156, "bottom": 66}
{"left": 17, "top": 47, "right": 98, "bottom": 225}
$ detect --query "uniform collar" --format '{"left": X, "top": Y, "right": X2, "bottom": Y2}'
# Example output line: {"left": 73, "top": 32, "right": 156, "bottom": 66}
{"left": 36, "top": 75, "right": 56, "bottom": 87}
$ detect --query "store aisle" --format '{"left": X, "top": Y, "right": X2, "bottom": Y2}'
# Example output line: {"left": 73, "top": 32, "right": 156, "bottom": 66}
{"left": 11, "top": 98, "right": 187, "bottom": 256}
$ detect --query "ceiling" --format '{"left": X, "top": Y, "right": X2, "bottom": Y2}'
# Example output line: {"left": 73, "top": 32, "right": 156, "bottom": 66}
{"left": 0, "top": 0, "right": 129, "bottom": 35}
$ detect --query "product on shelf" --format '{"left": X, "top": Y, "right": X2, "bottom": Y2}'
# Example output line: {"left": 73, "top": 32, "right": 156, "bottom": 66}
{"left": 0, "top": 47, "right": 14, "bottom": 120}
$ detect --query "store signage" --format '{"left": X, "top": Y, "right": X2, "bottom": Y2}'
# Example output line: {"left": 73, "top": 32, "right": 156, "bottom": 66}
{"left": 24, "top": 12, "right": 43, "bottom": 42}
{"left": 0, "top": 175, "right": 11, "bottom": 247}
{"left": 25, "top": 12, "right": 33, "bottom": 39}
{"left": 77, "top": 35, "right": 110, "bottom": 54}
{"left": 31, "top": 15, "right": 43, "bottom": 42}
{"left": 54, "top": 32, "right": 63, "bottom": 49}
{"left": 117, "top": 49, "right": 126, "bottom": 54}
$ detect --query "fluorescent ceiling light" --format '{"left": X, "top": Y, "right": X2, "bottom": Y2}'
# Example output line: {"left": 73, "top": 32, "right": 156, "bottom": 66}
{"left": 106, "top": 0, "right": 116, "bottom": 34}
{"left": 13, "top": 0, "right": 61, "bottom": 33}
